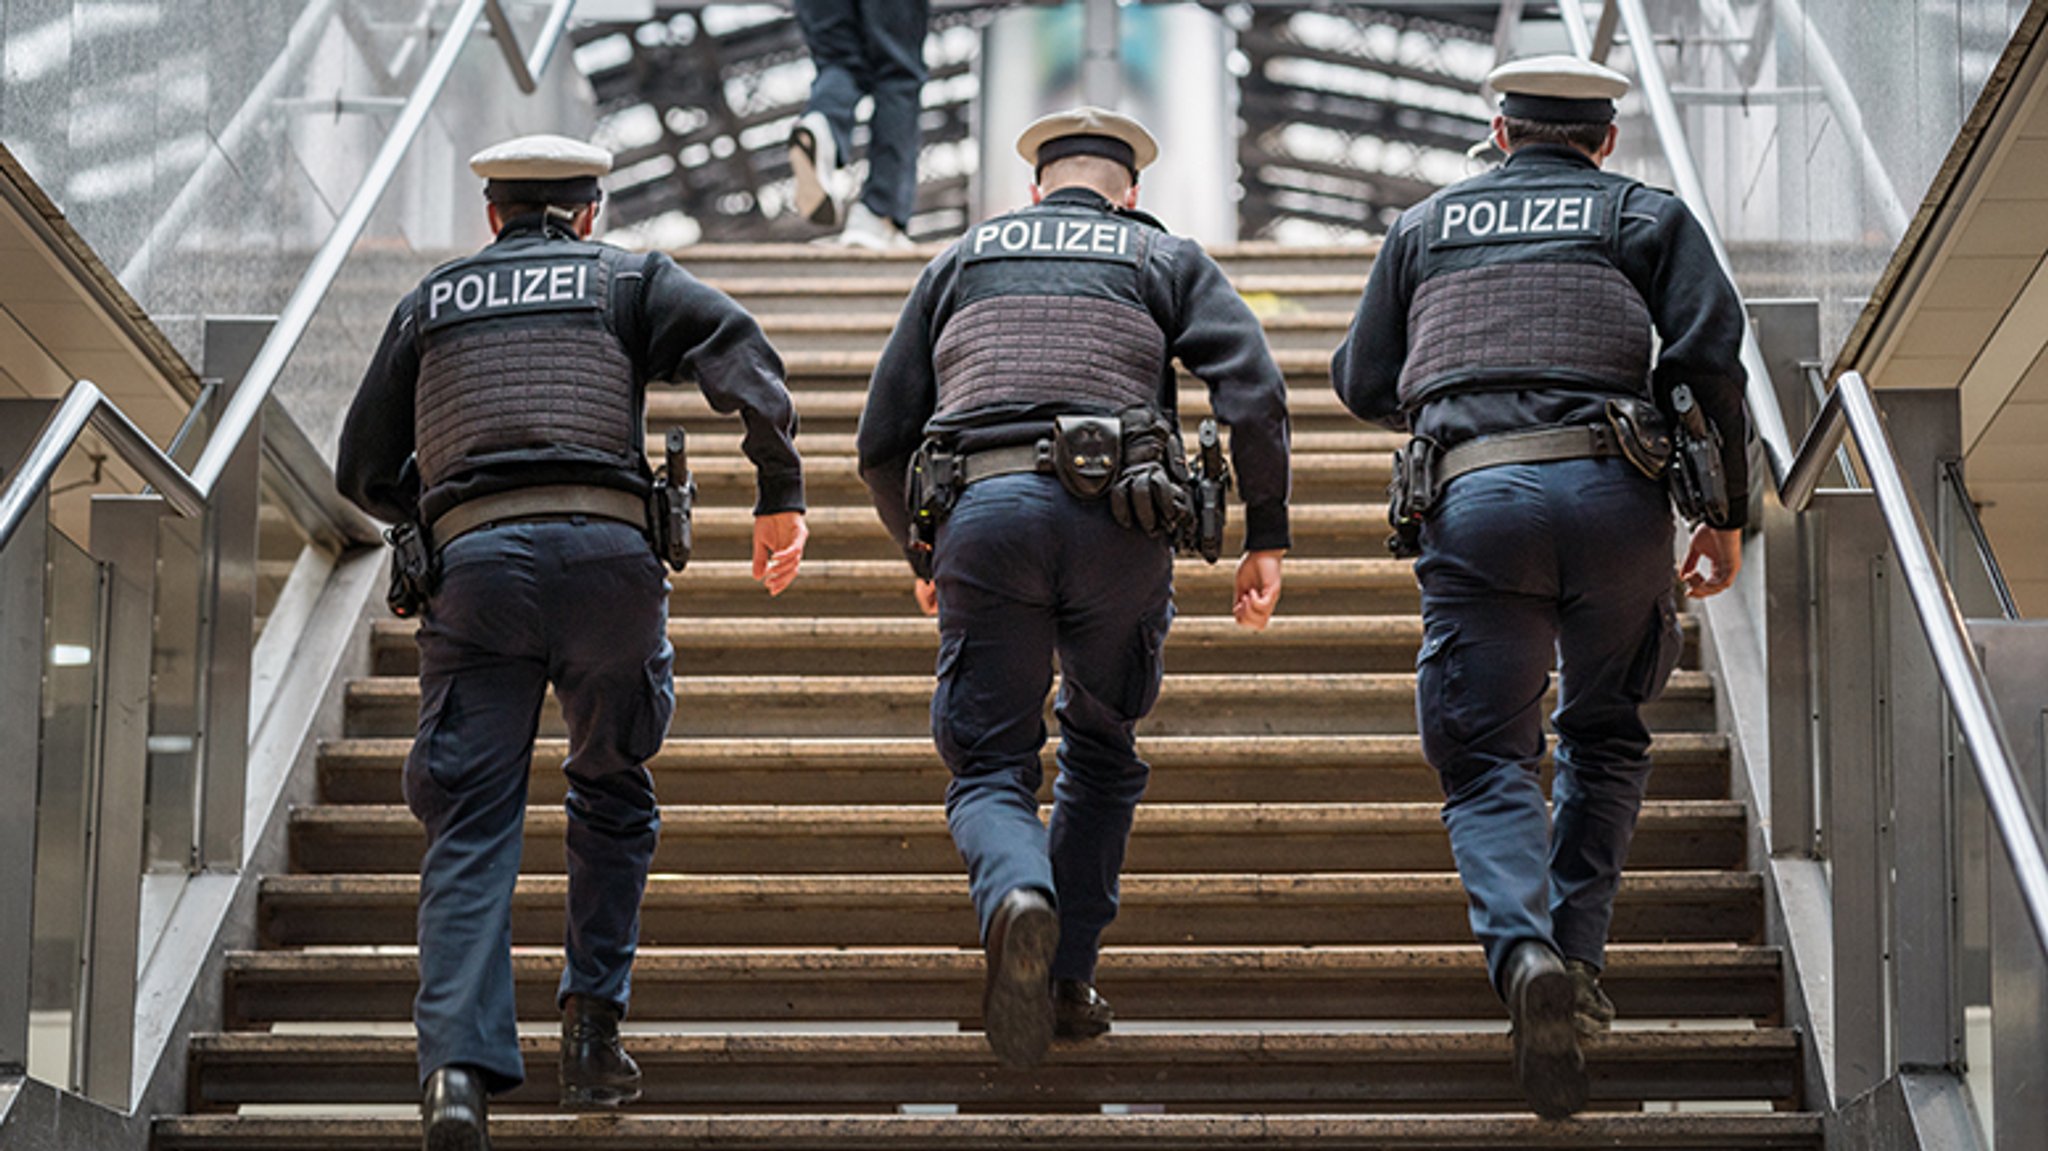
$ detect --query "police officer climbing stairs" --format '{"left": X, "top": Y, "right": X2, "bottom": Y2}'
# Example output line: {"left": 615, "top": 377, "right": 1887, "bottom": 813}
{"left": 336, "top": 134, "right": 808, "bottom": 1151}
{"left": 1331, "top": 56, "right": 1751, "bottom": 1120}
{"left": 857, "top": 107, "right": 1293, "bottom": 1070}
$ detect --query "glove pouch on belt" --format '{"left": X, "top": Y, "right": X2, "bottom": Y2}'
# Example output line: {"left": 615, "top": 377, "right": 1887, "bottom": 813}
{"left": 1109, "top": 405, "right": 1194, "bottom": 538}
{"left": 1052, "top": 414, "right": 1121, "bottom": 500}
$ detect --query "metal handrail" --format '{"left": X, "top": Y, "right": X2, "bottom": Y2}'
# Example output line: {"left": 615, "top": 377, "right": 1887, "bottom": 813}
{"left": 1783, "top": 370, "right": 2048, "bottom": 959}
{"left": 6, "top": 383, "right": 205, "bottom": 521}
{"left": 1558, "top": 0, "right": 1797, "bottom": 476}
{"left": 1943, "top": 459, "right": 2020, "bottom": 620}
{"left": 0, "top": 0, "right": 578, "bottom": 551}
{"left": 1605, "top": 0, "right": 1796, "bottom": 479}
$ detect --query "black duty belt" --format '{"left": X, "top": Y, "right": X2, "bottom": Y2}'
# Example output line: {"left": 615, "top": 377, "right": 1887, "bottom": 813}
{"left": 430, "top": 484, "right": 645, "bottom": 548}
{"left": 956, "top": 442, "right": 1050, "bottom": 486}
{"left": 1438, "top": 424, "right": 1623, "bottom": 487}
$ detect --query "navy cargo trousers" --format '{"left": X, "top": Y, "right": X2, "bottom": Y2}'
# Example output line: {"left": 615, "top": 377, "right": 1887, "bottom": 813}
{"left": 931, "top": 474, "right": 1175, "bottom": 983}
{"left": 403, "top": 519, "right": 674, "bottom": 1092}
{"left": 794, "top": 0, "right": 930, "bottom": 227}
{"left": 1413, "top": 457, "right": 1684, "bottom": 992}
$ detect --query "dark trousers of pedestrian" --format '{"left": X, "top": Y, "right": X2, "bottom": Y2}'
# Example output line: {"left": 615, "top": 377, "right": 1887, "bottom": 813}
{"left": 403, "top": 519, "right": 675, "bottom": 1093}
{"left": 793, "top": 0, "right": 930, "bottom": 226}
{"left": 1413, "top": 456, "right": 1684, "bottom": 993}
{"left": 931, "top": 474, "right": 1174, "bottom": 984}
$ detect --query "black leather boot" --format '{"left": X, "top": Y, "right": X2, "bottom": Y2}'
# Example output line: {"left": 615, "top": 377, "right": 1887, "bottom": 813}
{"left": 1052, "top": 979, "right": 1114, "bottom": 1040}
{"left": 421, "top": 1065, "right": 489, "bottom": 1151}
{"left": 1565, "top": 958, "right": 1616, "bottom": 1036}
{"left": 981, "top": 887, "right": 1058, "bottom": 1069}
{"left": 1504, "top": 941, "right": 1587, "bottom": 1120}
{"left": 559, "top": 994, "right": 643, "bottom": 1110}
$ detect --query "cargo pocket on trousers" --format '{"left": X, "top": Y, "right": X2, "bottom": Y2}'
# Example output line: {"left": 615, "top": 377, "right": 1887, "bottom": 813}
{"left": 931, "top": 630, "right": 979, "bottom": 765}
{"left": 1626, "top": 595, "right": 1684, "bottom": 703}
{"left": 629, "top": 643, "right": 677, "bottom": 767}
{"left": 1127, "top": 611, "right": 1172, "bottom": 720}
{"left": 1415, "top": 621, "right": 1466, "bottom": 756}
{"left": 404, "top": 676, "right": 458, "bottom": 818}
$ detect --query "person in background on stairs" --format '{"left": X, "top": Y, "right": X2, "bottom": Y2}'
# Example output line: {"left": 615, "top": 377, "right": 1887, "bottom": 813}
{"left": 857, "top": 106, "right": 1293, "bottom": 1070}
{"left": 335, "top": 134, "right": 810, "bottom": 1151}
{"left": 786, "top": 0, "right": 929, "bottom": 249}
{"left": 1329, "top": 55, "right": 1751, "bottom": 1121}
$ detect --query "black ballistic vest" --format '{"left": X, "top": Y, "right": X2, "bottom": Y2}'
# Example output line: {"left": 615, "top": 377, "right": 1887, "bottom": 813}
{"left": 411, "top": 233, "right": 640, "bottom": 490}
{"left": 1396, "top": 162, "right": 1654, "bottom": 412}
{"left": 933, "top": 203, "right": 1167, "bottom": 422}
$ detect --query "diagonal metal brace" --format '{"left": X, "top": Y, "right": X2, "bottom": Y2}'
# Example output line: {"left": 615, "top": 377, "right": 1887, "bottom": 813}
{"left": 484, "top": 0, "right": 580, "bottom": 95}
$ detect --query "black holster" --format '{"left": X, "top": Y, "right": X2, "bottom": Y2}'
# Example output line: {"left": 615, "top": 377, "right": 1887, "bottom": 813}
{"left": 905, "top": 439, "right": 961, "bottom": 579}
{"left": 1386, "top": 436, "right": 1442, "bottom": 559}
{"left": 1666, "top": 384, "right": 1730, "bottom": 525}
{"left": 384, "top": 520, "right": 438, "bottom": 618}
{"left": 1179, "top": 418, "right": 1230, "bottom": 564}
{"left": 1605, "top": 397, "right": 1674, "bottom": 479}
{"left": 649, "top": 427, "right": 695, "bottom": 572}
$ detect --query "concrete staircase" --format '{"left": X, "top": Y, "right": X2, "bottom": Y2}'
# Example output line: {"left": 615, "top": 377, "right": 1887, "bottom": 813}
{"left": 153, "top": 244, "right": 1820, "bottom": 1149}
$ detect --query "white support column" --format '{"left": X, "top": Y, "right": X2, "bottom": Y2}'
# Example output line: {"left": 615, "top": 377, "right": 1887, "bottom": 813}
{"left": 1967, "top": 620, "right": 2048, "bottom": 1151}
{"left": 196, "top": 319, "right": 276, "bottom": 871}
{"left": 1081, "top": 0, "right": 1120, "bottom": 108}
{"left": 1818, "top": 488, "right": 1893, "bottom": 1101}
{"left": 0, "top": 402, "right": 57, "bottom": 1074}
{"left": 1877, "top": 391, "right": 1965, "bottom": 1073}
{"left": 79, "top": 496, "right": 169, "bottom": 1106}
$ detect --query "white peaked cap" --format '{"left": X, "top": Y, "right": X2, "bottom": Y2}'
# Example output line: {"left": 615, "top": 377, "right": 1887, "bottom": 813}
{"left": 1015, "top": 106, "right": 1161, "bottom": 173}
{"left": 1486, "top": 54, "right": 1632, "bottom": 101}
{"left": 468, "top": 134, "right": 614, "bottom": 181}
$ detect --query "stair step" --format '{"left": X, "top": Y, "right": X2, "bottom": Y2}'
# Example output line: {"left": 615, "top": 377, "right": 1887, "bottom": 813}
{"left": 221, "top": 943, "right": 1780, "bottom": 1029}
{"left": 652, "top": 388, "right": 1392, "bottom": 426}
{"left": 646, "top": 557, "right": 1427, "bottom": 617}
{"left": 663, "top": 429, "right": 1404, "bottom": 458}
{"left": 286, "top": 800, "right": 1748, "bottom": 876}
{"left": 154, "top": 1111, "right": 1822, "bottom": 1150}
{"left": 364, "top": 613, "right": 1702, "bottom": 676}
{"left": 341, "top": 671, "right": 1720, "bottom": 739}
{"left": 715, "top": 275, "right": 1373, "bottom": 316}
{"left": 672, "top": 349, "right": 1341, "bottom": 392}
{"left": 672, "top": 451, "right": 1390, "bottom": 504}
{"left": 185, "top": 1028, "right": 1800, "bottom": 1112}
{"left": 369, "top": 613, "right": 1431, "bottom": 676}
{"left": 258, "top": 871, "right": 1762, "bottom": 949}
{"left": 531, "top": 502, "right": 1387, "bottom": 562}
{"left": 317, "top": 732, "right": 1732, "bottom": 806}
{"left": 673, "top": 241, "right": 1378, "bottom": 281}
{"left": 752, "top": 310, "right": 1359, "bottom": 352}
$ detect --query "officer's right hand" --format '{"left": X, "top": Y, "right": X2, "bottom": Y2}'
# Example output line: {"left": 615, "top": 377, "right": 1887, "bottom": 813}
{"left": 752, "top": 511, "right": 808, "bottom": 596}
{"left": 1679, "top": 524, "right": 1741, "bottom": 598}
{"left": 913, "top": 579, "right": 938, "bottom": 616}
{"left": 1233, "top": 549, "right": 1284, "bottom": 630}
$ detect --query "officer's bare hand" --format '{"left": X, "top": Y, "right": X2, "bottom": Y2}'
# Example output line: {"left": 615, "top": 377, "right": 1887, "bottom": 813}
{"left": 1679, "top": 525, "right": 1742, "bottom": 598}
{"left": 752, "top": 511, "right": 808, "bottom": 596}
{"left": 913, "top": 578, "right": 938, "bottom": 616}
{"left": 1233, "top": 549, "right": 1285, "bottom": 630}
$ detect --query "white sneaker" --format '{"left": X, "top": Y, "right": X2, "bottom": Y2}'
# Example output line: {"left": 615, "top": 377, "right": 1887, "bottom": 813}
{"left": 833, "top": 201, "right": 913, "bottom": 251}
{"left": 788, "top": 111, "right": 842, "bottom": 227}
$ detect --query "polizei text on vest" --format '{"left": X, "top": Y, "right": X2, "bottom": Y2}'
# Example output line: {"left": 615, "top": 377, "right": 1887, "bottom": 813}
{"left": 429, "top": 263, "right": 592, "bottom": 322}
{"left": 1435, "top": 193, "right": 1601, "bottom": 246}
{"left": 970, "top": 218, "right": 1132, "bottom": 259}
